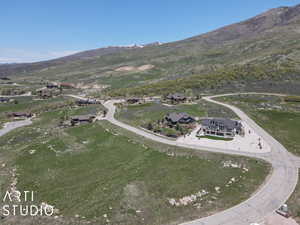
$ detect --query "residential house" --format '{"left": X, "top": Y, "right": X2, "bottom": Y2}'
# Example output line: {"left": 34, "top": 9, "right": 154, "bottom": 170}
{"left": 0, "top": 97, "right": 10, "bottom": 103}
{"left": 76, "top": 99, "right": 100, "bottom": 106}
{"left": 165, "top": 112, "right": 195, "bottom": 125}
{"left": 46, "top": 82, "right": 59, "bottom": 89}
{"left": 166, "top": 93, "right": 187, "bottom": 104}
{"left": 200, "top": 118, "right": 243, "bottom": 138}
{"left": 70, "top": 114, "right": 96, "bottom": 126}
{"left": 126, "top": 98, "right": 144, "bottom": 105}
{"left": 8, "top": 112, "right": 33, "bottom": 118}
{"left": 36, "top": 88, "right": 52, "bottom": 99}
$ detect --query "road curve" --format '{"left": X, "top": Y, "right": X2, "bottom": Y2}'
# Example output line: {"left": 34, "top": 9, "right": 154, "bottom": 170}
{"left": 0, "top": 119, "right": 32, "bottom": 137}
{"left": 66, "top": 93, "right": 298, "bottom": 225}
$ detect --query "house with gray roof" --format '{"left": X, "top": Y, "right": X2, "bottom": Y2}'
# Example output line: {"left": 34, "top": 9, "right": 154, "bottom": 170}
{"left": 200, "top": 118, "right": 243, "bottom": 138}
{"left": 166, "top": 93, "right": 187, "bottom": 103}
{"left": 0, "top": 97, "right": 10, "bottom": 103}
{"left": 70, "top": 114, "right": 96, "bottom": 126}
{"left": 165, "top": 112, "right": 195, "bottom": 124}
{"left": 76, "top": 99, "right": 100, "bottom": 106}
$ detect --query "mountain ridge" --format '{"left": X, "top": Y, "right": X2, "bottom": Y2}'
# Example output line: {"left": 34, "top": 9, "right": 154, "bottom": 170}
{"left": 1, "top": 3, "right": 299, "bottom": 94}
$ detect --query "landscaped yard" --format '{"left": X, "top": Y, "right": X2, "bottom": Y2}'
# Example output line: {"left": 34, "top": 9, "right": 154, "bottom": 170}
{"left": 116, "top": 99, "right": 238, "bottom": 137}
{"left": 0, "top": 100, "right": 269, "bottom": 225}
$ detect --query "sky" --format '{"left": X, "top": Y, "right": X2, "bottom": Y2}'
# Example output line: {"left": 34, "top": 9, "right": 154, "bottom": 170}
{"left": 0, "top": 0, "right": 298, "bottom": 63}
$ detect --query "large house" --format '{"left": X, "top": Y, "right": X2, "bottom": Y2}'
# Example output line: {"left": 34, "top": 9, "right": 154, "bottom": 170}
{"left": 166, "top": 93, "right": 187, "bottom": 104}
{"left": 165, "top": 112, "right": 195, "bottom": 125}
{"left": 200, "top": 118, "right": 243, "bottom": 138}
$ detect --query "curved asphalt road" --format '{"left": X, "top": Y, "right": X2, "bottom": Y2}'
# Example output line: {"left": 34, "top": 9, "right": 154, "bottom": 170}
{"left": 0, "top": 119, "right": 32, "bottom": 137}
{"left": 100, "top": 93, "right": 299, "bottom": 225}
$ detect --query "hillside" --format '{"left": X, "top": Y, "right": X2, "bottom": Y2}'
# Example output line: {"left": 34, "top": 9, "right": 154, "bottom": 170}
{"left": 1, "top": 4, "right": 300, "bottom": 95}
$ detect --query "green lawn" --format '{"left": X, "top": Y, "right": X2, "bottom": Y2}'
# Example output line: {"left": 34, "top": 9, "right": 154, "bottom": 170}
{"left": 199, "top": 135, "right": 234, "bottom": 141}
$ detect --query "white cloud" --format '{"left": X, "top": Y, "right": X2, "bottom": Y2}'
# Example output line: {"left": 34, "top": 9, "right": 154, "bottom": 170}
{"left": 0, "top": 48, "right": 79, "bottom": 64}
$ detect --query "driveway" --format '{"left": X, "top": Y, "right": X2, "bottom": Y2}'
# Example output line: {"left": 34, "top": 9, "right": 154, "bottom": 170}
{"left": 0, "top": 119, "right": 32, "bottom": 137}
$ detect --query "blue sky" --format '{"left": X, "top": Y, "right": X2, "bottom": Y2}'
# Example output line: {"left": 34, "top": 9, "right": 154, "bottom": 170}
{"left": 0, "top": 0, "right": 298, "bottom": 63}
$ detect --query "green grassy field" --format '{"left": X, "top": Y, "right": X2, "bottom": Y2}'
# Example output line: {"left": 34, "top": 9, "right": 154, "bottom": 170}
{"left": 288, "top": 171, "right": 300, "bottom": 223}
{"left": 116, "top": 100, "right": 238, "bottom": 128}
{"left": 0, "top": 99, "right": 269, "bottom": 225}
{"left": 218, "top": 95, "right": 300, "bottom": 156}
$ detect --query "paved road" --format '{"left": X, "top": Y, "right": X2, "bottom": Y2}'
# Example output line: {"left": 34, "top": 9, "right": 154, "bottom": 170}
{"left": 0, "top": 119, "right": 32, "bottom": 137}
{"left": 66, "top": 93, "right": 298, "bottom": 225}
{"left": 0, "top": 92, "right": 32, "bottom": 98}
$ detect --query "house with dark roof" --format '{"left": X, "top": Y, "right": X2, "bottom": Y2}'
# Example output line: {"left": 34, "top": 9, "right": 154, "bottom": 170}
{"left": 0, "top": 77, "right": 10, "bottom": 81}
{"left": 126, "top": 98, "right": 144, "bottom": 105}
{"left": 8, "top": 112, "right": 33, "bottom": 118}
{"left": 165, "top": 93, "right": 187, "bottom": 103}
{"left": 46, "top": 83, "right": 59, "bottom": 89}
{"left": 70, "top": 114, "right": 96, "bottom": 126}
{"left": 76, "top": 99, "right": 100, "bottom": 106}
{"left": 0, "top": 97, "right": 10, "bottom": 103}
{"left": 165, "top": 112, "right": 195, "bottom": 124}
{"left": 200, "top": 118, "right": 243, "bottom": 138}
{"left": 36, "top": 88, "right": 52, "bottom": 99}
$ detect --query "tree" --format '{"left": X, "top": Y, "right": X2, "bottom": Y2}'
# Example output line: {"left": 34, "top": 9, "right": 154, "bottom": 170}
{"left": 147, "top": 122, "right": 153, "bottom": 131}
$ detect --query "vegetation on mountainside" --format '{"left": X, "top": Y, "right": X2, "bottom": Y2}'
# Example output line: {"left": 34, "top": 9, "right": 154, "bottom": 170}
{"left": 2, "top": 5, "right": 300, "bottom": 97}
{"left": 107, "top": 62, "right": 299, "bottom": 97}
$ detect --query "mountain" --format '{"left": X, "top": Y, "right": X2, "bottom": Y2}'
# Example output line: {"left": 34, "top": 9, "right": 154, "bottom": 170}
{"left": 1, "top": 4, "right": 300, "bottom": 95}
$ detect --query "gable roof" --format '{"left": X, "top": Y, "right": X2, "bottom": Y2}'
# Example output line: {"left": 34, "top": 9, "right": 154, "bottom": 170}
{"left": 166, "top": 93, "right": 186, "bottom": 100}
{"left": 166, "top": 112, "right": 194, "bottom": 123}
{"left": 202, "top": 118, "right": 242, "bottom": 131}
